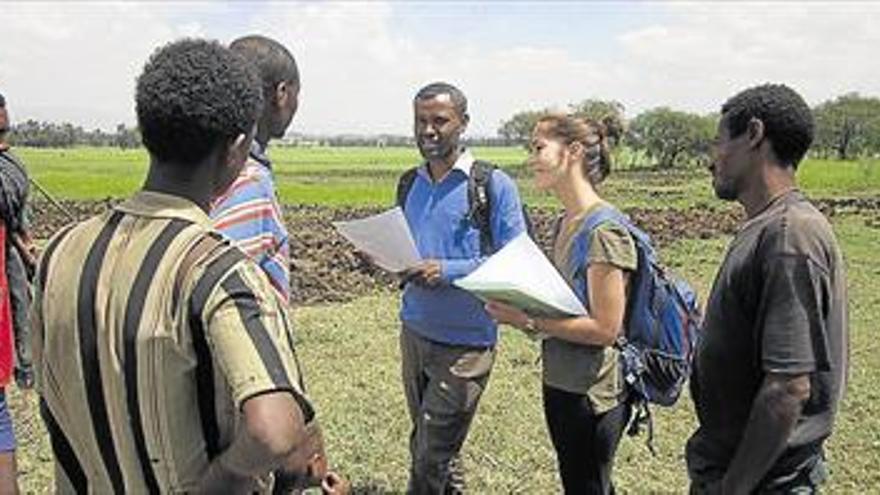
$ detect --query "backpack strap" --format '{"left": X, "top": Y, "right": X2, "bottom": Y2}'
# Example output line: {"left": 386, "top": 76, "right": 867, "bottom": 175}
{"left": 398, "top": 159, "right": 499, "bottom": 256}
{"left": 550, "top": 214, "right": 564, "bottom": 246}
{"left": 565, "top": 205, "right": 625, "bottom": 292}
{"left": 469, "top": 160, "right": 496, "bottom": 255}
{"left": 395, "top": 167, "right": 419, "bottom": 210}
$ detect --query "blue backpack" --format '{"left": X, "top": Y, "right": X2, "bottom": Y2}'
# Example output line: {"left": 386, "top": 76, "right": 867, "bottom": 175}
{"left": 564, "top": 205, "right": 702, "bottom": 452}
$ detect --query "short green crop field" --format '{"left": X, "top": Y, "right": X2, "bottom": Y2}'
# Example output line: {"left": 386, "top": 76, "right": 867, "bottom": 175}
{"left": 16, "top": 146, "right": 880, "bottom": 209}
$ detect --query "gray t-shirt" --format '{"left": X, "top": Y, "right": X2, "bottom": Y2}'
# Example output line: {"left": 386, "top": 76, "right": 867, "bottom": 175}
{"left": 686, "top": 190, "right": 849, "bottom": 484}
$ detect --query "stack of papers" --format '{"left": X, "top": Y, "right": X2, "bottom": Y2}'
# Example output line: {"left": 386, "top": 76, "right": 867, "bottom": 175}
{"left": 332, "top": 207, "right": 421, "bottom": 272}
{"left": 334, "top": 211, "right": 586, "bottom": 320}
{"left": 454, "top": 233, "right": 587, "bottom": 318}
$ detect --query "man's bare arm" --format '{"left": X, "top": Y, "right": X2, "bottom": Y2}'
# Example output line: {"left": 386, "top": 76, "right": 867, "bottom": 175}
{"left": 721, "top": 373, "right": 811, "bottom": 494}
{"left": 198, "top": 391, "right": 308, "bottom": 493}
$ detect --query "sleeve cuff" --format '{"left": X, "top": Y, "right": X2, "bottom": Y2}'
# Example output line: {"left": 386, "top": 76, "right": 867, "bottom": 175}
{"left": 441, "top": 258, "right": 482, "bottom": 283}
{"left": 762, "top": 359, "right": 817, "bottom": 375}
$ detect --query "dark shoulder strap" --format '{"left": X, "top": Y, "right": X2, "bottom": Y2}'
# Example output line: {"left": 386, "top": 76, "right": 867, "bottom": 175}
{"left": 581, "top": 205, "right": 623, "bottom": 238}
{"left": 550, "top": 214, "right": 565, "bottom": 245}
{"left": 395, "top": 167, "right": 419, "bottom": 210}
{"left": 566, "top": 205, "right": 623, "bottom": 277}
{"left": 469, "top": 160, "right": 497, "bottom": 255}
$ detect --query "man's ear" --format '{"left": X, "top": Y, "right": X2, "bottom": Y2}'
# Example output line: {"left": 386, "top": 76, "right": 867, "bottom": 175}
{"left": 747, "top": 117, "right": 765, "bottom": 149}
{"left": 275, "top": 80, "right": 297, "bottom": 108}
{"left": 226, "top": 132, "right": 250, "bottom": 168}
{"left": 459, "top": 112, "right": 470, "bottom": 133}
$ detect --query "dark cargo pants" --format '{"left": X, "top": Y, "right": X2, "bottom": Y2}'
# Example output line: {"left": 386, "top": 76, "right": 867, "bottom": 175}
{"left": 6, "top": 246, "right": 30, "bottom": 381}
{"left": 689, "top": 451, "right": 829, "bottom": 495}
{"left": 400, "top": 328, "right": 495, "bottom": 495}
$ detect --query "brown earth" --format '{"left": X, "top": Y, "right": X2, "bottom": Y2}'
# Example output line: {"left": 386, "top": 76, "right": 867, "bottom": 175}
{"left": 30, "top": 197, "right": 877, "bottom": 305}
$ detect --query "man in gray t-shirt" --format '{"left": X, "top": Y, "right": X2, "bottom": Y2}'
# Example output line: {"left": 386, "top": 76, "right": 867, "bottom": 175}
{"left": 687, "top": 84, "right": 849, "bottom": 494}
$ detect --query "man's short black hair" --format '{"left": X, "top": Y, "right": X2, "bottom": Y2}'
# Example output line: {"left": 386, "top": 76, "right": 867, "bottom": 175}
{"left": 721, "top": 83, "right": 814, "bottom": 168}
{"left": 136, "top": 38, "right": 263, "bottom": 164}
{"left": 230, "top": 35, "right": 299, "bottom": 98}
{"left": 0, "top": 92, "right": 6, "bottom": 108}
{"left": 414, "top": 82, "right": 468, "bottom": 118}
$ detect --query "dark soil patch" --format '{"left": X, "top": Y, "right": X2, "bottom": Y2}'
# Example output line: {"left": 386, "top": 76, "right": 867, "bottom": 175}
{"left": 30, "top": 197, "right": 877, "bottom": 305}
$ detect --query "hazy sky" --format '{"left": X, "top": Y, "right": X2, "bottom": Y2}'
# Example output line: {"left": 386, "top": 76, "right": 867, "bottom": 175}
{"left": 2, "top": 1, "right": 878, "bottom": 136}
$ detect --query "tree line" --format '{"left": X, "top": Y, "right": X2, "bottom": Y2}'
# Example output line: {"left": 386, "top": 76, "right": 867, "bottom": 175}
{"left": 7, "top": 93, "right": 879, "bottom": 163}
{"left": 499, "top": 93, "right": 880, "bottom": 168}
{"left": 8, "top": 121, "right": 140, "bottom": 149}
{"left": 8, "top": 123, "right": 513, "bottom": 149}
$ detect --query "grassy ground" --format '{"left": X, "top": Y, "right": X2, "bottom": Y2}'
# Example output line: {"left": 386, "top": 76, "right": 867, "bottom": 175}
{"left": 15, "top": 146, "right": 880, "bottom": 209}
{"left": 9, "top": 146, "right": 879, "bottom": 492}
{"left": 13, "top": 213, "right": 875, "bottom": 493}
{"left": 289, "top": 213, "right": 878, "bottom": 493}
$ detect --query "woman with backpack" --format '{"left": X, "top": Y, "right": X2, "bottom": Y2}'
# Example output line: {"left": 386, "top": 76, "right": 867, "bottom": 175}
{"left": 486, "top": 114, "right": 636, "bottom": 494}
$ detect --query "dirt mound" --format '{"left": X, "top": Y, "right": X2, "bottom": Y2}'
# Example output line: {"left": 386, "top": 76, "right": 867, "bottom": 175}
{"left": 29, "top": 198, "right": 876, "bottom": 305}
{"left": 283, "top": 204, "right": 744, "bottom": 305}
{"left": 29, "top": 198, "right": 118, "bottom": 240}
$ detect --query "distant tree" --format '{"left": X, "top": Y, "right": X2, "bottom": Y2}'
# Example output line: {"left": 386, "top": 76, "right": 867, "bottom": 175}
{"left": 497, "top": 109, "right": 549, "bottom": 146}
{"left": 568, "top": 99, "right": 626, "bottom": 145}
{"left": 627, "top": 107, "right": 715, "bottom": 169}
{"left": 114, "top": 123, "right": 141, "bottom": 149}
{"left": 812, "top": 93, "right": 880, "bottom": 160}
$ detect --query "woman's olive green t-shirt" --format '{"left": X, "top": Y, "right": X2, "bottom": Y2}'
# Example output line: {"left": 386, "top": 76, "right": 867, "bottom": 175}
{"left": 541, "top": 202, "right": 637, "bottom": 413}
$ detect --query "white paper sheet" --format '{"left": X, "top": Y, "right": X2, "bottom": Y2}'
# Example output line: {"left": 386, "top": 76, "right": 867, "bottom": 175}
{"left": 454, "top": 233, "right": 587, "bottom": 318}
{"left": 333, "top": 207, "right": 422, "bottom": 273}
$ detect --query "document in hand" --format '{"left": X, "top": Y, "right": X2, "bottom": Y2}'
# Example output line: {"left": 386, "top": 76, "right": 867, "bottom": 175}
{"left": 453, "top": 233, "right": 587, "bottom": 318}
{"left": 332, "top": 207, "right": 422, "bottom": 273}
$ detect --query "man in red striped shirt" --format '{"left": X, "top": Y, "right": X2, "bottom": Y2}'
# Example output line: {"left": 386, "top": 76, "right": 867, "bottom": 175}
{"left": 212, "top": 35, "right": 299, "bottom": 303}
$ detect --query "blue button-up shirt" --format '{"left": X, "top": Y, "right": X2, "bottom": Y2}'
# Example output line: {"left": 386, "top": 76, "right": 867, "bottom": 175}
{"left": 400, "top": 149, "right": 527, "bottom": 347}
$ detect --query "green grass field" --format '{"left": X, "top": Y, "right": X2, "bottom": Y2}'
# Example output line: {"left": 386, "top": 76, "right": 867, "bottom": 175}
{"left": 8, "top": 146, "right": 880, "bottom": 492}
{"left": 16, "top": 146, "right": 880, "bottom": 209}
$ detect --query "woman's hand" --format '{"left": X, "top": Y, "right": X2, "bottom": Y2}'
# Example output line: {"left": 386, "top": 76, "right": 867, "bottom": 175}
{"left": 485, "top": 300, "right": 541, "bottom": 337}
{"left": 485, "top": 301, "right": 528, "bottom": 328}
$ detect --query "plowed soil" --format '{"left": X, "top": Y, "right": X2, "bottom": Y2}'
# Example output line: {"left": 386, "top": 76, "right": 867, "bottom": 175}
{"left": 30, "top": 197, "right": 877, "bottom": 305}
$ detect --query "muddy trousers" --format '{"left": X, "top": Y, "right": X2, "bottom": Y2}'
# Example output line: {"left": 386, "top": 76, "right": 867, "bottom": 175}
{"left": 543, "top": 385, "right": 631, "bottom": 495}
{"left": 400, "top": 328, "right": 495, "bottom": 495}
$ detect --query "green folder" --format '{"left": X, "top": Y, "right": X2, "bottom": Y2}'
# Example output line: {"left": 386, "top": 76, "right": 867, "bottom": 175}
{"left": 454, "top": 280, "right": 580, "bottom": 318}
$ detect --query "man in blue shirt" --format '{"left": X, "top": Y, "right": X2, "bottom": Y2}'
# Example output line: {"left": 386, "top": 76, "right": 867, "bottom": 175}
{"left": 398, "top": 82, "right": 526, "bottom": 494}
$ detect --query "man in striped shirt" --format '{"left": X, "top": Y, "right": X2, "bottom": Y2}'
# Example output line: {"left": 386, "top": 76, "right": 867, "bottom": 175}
{"left": 32, "top": 39, "right": 330, "bottom": 493}
{"left": 212, "top": 35, "right": 299, "bottom": 303}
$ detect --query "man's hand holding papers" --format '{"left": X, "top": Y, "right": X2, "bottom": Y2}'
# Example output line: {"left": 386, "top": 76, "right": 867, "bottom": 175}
{"left": 333, "top": 207, "right": 422, "bottom": 273}
{"left": 401, "top": 260, "right": 443, "bottom": 288}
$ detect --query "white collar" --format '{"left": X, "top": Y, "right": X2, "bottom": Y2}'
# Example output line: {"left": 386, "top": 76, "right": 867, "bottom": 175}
{"left": 419, "top": 147, "right": 474, "bottom": 182}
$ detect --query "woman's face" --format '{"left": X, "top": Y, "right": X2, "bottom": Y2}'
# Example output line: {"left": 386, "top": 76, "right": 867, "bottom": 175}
{"left": 528, "top": 125, "right": 570, "bottom": 191}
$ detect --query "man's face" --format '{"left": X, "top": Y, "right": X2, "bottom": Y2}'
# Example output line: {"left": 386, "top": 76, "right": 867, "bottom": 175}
{"left": 273, "top": 80, "right": 300, "bottom": 138}
{"left": 266, "top": 80, "right": 300, "bottom": 140}
{"left": 709, "top": 115, "right": 753, "bottom": 201}
{"left": 413, "top": 94, "right": 466, "bottom": 162}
